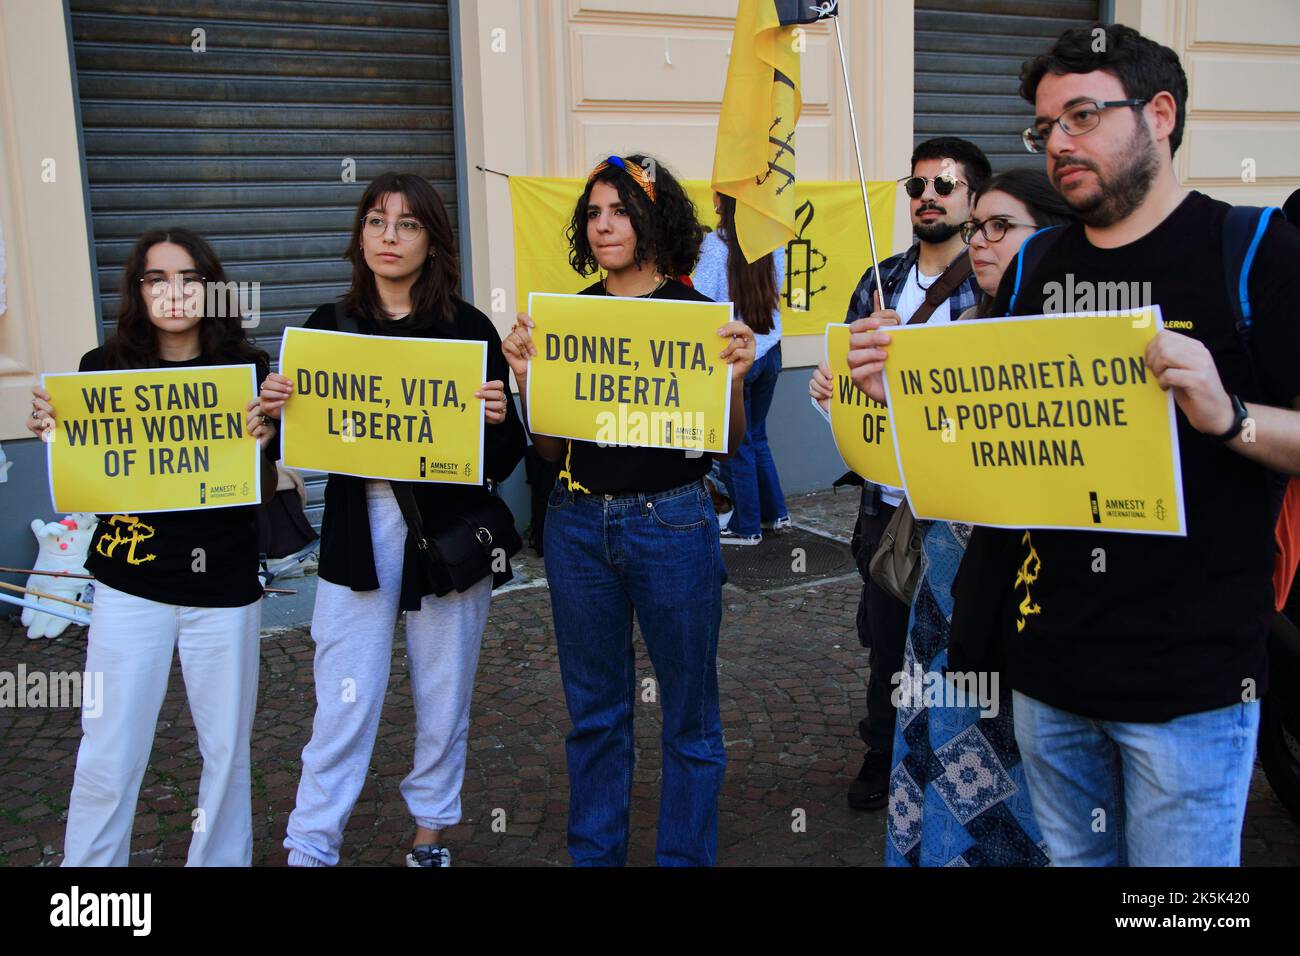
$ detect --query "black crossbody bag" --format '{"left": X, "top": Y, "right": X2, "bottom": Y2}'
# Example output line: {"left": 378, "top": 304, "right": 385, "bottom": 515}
{"left": 333, "top": 302, "right": 522, "bottom": 595}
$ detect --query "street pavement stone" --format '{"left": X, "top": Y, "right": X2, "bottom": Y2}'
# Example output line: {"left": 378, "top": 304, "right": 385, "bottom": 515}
{"left": 0, "top": 487, "right": 1296, "bottom": 866}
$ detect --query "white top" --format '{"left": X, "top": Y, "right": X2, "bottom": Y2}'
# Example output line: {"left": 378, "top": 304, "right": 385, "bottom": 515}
{"left": 690, "top": 229, "right": 784, "bottom": 363}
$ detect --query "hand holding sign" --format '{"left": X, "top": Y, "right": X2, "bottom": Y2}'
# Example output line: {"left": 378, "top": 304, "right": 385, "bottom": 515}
{"left": 501, "top": 312, "right": 537, "bottom": 383}
{"left": 244, "top": 398, "right": 277, "bottom": 449}
{"left": 716, "top": 319, "right": 755, "bottom": 382}
{"left": 1144, "top": 328, "right": 1236, "bottom": 436}
{"left": 475, "top": 380, "right": 508, "bottom": 425}
{"left": 846, "top": 291, "right": 899, "bottom": 405}
{"left": 27, "top": 386, "right": 55, "bottom": 441}
{"left": 259, "top": 372, "right": 293, "bottom": 419}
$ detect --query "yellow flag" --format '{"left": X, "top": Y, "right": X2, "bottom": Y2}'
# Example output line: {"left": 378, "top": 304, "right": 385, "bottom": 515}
{"left": 712, "top": 0, "right": 801, "bottom": 262}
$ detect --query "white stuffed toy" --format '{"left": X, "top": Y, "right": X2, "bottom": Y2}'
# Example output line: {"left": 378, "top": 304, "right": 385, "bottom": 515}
{"left": 22, "top": 513, "right": 97, "bottom": 639}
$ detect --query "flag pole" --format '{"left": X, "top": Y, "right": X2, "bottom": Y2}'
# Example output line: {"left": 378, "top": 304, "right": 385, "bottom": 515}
{"left": 822, "top": 1, "right": 885, "bottom": 307}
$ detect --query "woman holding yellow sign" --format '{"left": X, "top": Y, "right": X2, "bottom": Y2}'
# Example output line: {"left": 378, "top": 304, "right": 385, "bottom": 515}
{"left": 261, "top": 173, "right": 526, "bottom": 869}
{"left": 502, "top": 154, "right": 753, "bottom": 866}
{"left": 28, "top": 228, "right": 278, "bottom": 866}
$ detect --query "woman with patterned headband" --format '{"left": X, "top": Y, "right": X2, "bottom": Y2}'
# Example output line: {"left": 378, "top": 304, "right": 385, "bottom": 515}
{"left": 502, "top": 153, "right": 754, "bottom": 866}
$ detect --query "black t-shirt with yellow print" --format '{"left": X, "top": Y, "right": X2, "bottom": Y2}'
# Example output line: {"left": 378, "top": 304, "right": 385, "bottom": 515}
{"left": 78, "top": 346, "right": 270, "bottom": 609}
{"left": 560, "top": 279, "right": 717, "bottom": 495}
{"left": 973, "top": 192, "right": 1300, "bottom": 722}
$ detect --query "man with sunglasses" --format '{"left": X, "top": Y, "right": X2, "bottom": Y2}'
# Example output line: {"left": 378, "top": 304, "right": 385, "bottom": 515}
{"left": 838, "top": 137, "right": 989, "bottom": 812}
{"left": 850, "top": 23, "right": 1300, "bottom": 865}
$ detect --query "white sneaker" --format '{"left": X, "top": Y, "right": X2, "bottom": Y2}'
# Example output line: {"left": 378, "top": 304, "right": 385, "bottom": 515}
{"left": 762, "top": 516, "right": 793, "bottom": 532}
{"left": 720, "top": 528, "right": 762, "bottom": 546}
{"left": 406, "top": 845, "right": 451, "bottom": 867}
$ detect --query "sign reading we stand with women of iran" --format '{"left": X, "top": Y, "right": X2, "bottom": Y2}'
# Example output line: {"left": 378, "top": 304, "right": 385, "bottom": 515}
{"left": 525, "top": 292, "right": 734, "bottom": 454}
{"left": 880, "top": 307, "right": 1186, "bottom": 535}
{"left": 825, "top": 322, "right": 903, "bottom": 488}
{"left": 44, "top": 365, "right": 261, "bottom": 513}
{"left": 278, "top": 327, "right": 486, "bottom": 484}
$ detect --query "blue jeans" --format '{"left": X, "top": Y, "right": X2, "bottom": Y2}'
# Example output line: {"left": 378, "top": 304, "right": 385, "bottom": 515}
{"left": 1012, "top": 691, "right": 1260, "bottom": 866}
{"left": 719, "top": 344, "right": 788, "bottom": 536}
{"left": 543, "top": 479, "right": 727, "bottom": 866}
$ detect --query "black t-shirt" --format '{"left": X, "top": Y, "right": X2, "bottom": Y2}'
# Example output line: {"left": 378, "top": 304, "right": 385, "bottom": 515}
{"left": 79, "top": 347, "right": 272, "bottom": 609}
{"left": 977, "top": 191, "right": 1300, "bottom": 720}
{"left": 560, "top": 279, "right": 719, "bottom": 494}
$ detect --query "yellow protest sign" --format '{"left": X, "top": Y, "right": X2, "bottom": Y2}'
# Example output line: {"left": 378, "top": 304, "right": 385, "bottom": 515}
{"left": 882, "top": 308, "right": 1185, "bottom": 535}
{"left": 825, "top": 323, "right": 902, "bottom": 487}
{"left": 508, "top": 177, "right": 895, "bottom": 338}
{"left": 279, "top": 328, "right": 486, "bottom": 484}
{"left": 44, "top": 365, "right": 260, "bottom": 513}
{"left": 526, "top": 292, "right": 733, "bottom": 453}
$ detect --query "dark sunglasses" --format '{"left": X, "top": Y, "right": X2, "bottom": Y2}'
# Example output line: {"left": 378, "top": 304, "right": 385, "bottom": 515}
{"left": 899, "top": 174, "right": 967, "bottom": 199}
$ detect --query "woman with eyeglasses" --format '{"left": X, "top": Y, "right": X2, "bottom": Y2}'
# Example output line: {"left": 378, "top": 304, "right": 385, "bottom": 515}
{"left": 501, "top": 154, "right": 754, "bottom": 866}
{"left": 883, "top": 168, "right": 1075, "bottom": 867}
{"left": 27, "top": 228, "right": 278, "bottom": 866}
{"left": 261, "top": 172, "right": 526, "bottom": 868}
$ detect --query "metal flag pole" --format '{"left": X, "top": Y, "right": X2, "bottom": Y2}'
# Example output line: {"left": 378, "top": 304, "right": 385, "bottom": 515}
{"left": 819, "top": 0, "right": 885, "bottom": 308}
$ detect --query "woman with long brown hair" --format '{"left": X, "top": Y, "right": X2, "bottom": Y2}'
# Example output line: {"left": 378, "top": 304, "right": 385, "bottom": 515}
{"left": 693, "top": 193, "right": 789, "bottom": 544}
{"left": 28, "top": 227, "right": 278, "bottom": 866}
{"left": 260, "top": 172, "right": 525, "bottom": 868}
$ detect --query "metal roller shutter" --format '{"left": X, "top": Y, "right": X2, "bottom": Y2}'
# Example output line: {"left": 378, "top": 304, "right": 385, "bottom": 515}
{"left": 915, "top": 0, "right": 1104, "bottom": 171}
{"left": 69, "top": 0, "right": 458, "bottom": 528}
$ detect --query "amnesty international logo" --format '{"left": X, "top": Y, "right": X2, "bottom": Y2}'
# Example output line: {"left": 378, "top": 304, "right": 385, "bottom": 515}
{"left": 95, "top": 515, "right": 157, "bottom": 566}
{"left": 785, "top": 200, "right": 829, "bottom": 312}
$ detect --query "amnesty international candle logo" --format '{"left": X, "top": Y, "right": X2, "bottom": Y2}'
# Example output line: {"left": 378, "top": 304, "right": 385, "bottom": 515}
{"left": 43, "top": 365, "right": 260, "bottom": 514}
{"left": 525, "top": 293, "right": 733, "bottom": 454}
{"left": 825, "top": 323, "right": 902, "bottom": 486}
{"left": 881, "top": 308, "right": 1186, "bottom": 535}
{"left": 278, "top": 328, "right": 486, "bottom": 484}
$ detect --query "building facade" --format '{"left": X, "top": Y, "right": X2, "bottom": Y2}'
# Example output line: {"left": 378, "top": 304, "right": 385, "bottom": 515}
{"left": 1, "top": 0, "right": 1298, "bottom": 594}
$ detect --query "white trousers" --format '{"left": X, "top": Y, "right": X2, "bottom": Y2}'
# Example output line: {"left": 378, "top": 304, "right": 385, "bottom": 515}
{"left": 284, "top": 484, "right": 491, "bottom": 866}
{"left": 62, "top": 582, "right": 261, "bottom": 867}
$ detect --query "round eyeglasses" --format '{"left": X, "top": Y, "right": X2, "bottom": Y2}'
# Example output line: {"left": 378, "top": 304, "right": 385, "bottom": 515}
{"left": 361, "top": 215, "right": 427, "bottom": 241}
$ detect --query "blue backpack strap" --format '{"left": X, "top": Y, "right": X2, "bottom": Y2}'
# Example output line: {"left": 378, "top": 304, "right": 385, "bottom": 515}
{"left": 1007, "top": 224, "right": 1065, "bottom": 315}
{"left": 1222, "top": 205, "right": 1283, "bottom": 343}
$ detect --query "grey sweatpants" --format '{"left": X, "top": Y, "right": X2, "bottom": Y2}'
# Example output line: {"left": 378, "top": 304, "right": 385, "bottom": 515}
{"left": 284, "top": 482, "right": 491, "bottom": 866}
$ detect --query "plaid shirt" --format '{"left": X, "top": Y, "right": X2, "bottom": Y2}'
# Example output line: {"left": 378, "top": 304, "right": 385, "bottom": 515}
{"left": 842, "top": 242, "right": 983, "bottom": 521}
{"left": 844, "top": 241, "right": 982, "bottom": 323}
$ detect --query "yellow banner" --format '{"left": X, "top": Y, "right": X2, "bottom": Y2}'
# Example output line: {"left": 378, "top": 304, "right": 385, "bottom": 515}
{"left": 882, "top": 308, "right": 1186, "bottom": 535}
{"left": 508, "top": 177, "right": 894, "bottom": 338}
{"left": 44, "top": 365, "right": 260, "bottom": 513}
{"left": 279, "top": 328, "right": 486, "bottom": 484}
{"left": 712, "top": 0, "right": 802, "bottom": 261}
{"left": 526, "top": 292, "right": 733, "bottom": 453}
{"left": 825, "top": 323, "right": 902, "bottom": 487}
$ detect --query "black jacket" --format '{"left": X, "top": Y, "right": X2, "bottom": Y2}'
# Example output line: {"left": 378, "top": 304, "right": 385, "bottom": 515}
{"left": 306, "top": 297, "right": 527, "bottom": 610}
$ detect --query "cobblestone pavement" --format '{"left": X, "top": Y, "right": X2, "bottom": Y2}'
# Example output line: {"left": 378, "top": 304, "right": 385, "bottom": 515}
{"left": 1, "top": 488, "right": 1297, "bottom": 866}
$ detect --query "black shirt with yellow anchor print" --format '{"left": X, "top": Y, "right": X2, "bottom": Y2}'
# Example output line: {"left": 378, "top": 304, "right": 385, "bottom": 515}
{"left": 79, "top": 347, "right": 270, "bottom": 609}
{"left": 961, "top": 192, "right": 1300, "bottom": 723}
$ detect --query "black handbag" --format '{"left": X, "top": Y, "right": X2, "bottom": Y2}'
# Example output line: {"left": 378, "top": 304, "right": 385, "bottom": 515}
{"left": 389, "top": 480, "right": 522, "bottom": 595}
